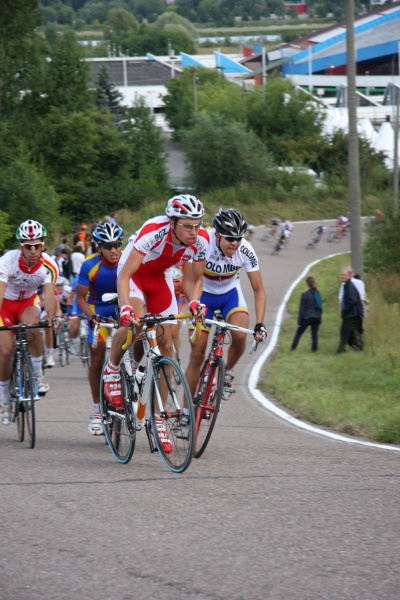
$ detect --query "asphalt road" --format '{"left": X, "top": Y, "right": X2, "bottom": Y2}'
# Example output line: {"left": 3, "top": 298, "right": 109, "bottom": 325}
{"left": 1, "top": 222, "right": 399, "bottom": 600}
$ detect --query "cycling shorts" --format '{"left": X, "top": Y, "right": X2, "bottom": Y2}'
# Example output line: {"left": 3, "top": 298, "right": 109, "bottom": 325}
{"left": 190, "top": 288, "right": 248, "bottom": 335}
{"left": 0, "top": 295, "right": 40, "bottom": 327}
{"left": 129, "top": 271, "right": 178, "bottom": 322}
{"left": 86, "top": 303, "right": 118, "bottom": 345}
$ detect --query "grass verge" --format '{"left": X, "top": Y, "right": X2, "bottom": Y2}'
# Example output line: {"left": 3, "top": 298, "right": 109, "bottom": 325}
{"left": 258, "top": 254, "right": 400, "bottom": 445}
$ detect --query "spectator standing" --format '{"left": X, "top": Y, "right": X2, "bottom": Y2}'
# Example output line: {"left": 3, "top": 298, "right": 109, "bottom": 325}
{"left": 109, "top": 212, "right": 118, "bottom": 225}
{"left": 337, "top": 267, "right": 364, "bottom": 353}
{"left": 290, "top": 276, "right": 322, "bottom": 352}
{"left": 70, "top": 246, "right": 86, "bottom": 278}
{"left": 73, "top": 223, "right": 88, "bottom": 251}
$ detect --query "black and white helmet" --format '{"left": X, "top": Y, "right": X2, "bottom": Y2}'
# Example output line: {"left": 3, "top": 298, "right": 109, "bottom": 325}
{"left": 92, "top": 222, "right": 124, "bottom": 245}
{"left": 212, "top": 209, "right": 247, "bottom": 237}
{"left": 166, "top": 194, "right": 205, "bottom": 219}
{"left": 16, "top": 220, "right": 47, "bottom": 241}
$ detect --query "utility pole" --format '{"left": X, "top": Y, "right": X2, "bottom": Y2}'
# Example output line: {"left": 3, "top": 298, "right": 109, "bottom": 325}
{"left": 346, "top": 0, "right": 363, "bottom": 276}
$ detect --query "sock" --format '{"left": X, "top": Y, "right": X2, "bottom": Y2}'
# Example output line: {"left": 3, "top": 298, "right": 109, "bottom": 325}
{"left": 46, "top": 348, "right": 54, "bottom": 358}
{"left": 31, "top": 356, "right": 43, "bottom": 377}
{"left": 0, "top": 381, "right": 10, "bottom": 402}
{"left": 106, "top": 360, "right": 120, "bottom": 372}
{"left": 93, "top": 403, "right": 100, "bottom": 412}
{"left": 182, "top": 407, "right": 189, "bottom": 416}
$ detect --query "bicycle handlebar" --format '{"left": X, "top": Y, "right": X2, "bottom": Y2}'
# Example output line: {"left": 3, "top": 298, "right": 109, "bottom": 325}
{"left": 121, "top": 312, "right": 201, "bottom": 351}
{"left": 0, "top": 320, "right": 52, "bottom": 332}
{"left": 92, "top": 318, "right": 117, "bottom": 349}
{"left": 204, "top": 318, "right": 261, "bottom": 354}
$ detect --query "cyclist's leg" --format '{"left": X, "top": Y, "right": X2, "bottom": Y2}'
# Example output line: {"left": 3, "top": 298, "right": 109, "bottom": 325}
{"left": 225, "top": 311, "right": 248, "bottom": 370}
{"left": 185, "top": 330, "right": 209, "bottom": 397}
{"left": 185, "top": 291, "right": 218, "bottom": 397}
{"left": 222, "top": 288, "right": 249, "bottom": 371}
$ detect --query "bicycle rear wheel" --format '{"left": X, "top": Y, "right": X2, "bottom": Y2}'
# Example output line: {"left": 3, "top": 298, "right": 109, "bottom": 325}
{"left": 194, "top": 358, "right": 225, "bottom": 459}
{"left": 100, "top": 363, "right": 136, "bottom": 464}
{"left": 21, "top": 354, "right": 36, "bottom": 449}
{"left": 149, "top": 356, "right": 194, "bottom": 473}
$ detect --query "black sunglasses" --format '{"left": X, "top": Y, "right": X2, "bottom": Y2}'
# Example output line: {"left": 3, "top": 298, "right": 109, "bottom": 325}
{"left": 221, "top": 235, "right": 243, "bottom": 243}
{"left": 100, "top": 241, "right": 122, "bottom": 250}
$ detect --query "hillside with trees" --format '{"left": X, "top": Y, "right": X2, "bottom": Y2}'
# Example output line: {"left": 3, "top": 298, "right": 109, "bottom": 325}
{"left": 39, "top": 1, "right": 367, "bottom": 27}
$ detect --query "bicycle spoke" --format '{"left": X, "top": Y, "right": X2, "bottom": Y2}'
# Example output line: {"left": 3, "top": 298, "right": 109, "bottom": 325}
{"left": 149, "top": 357, "right": 194, "bottom": 473}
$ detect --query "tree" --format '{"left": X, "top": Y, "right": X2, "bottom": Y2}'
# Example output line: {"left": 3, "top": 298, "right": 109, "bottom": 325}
{"left": 95, "top": 64, "right": 125, "bottom": 117}
{"left": 0, "top": 161, "right": 59, "bottom": 243}
{"left": 182, "top": 113, "right": 275, "bottom": 192}
{"left": 44, "top": 30, "right": 92, "bottom": 114}
{"left": 163, "top": 67, "right": 244, "bottom": 139}
{"left": 364, "top": 213, "right": 400, "bottom": 274}
{"left": 0, "top": 210, "right": 12, "bottom": 250}
{"left": 0, "top": 0, "right": 43, "bottom": 114}
{"left": 246, "top": 78, "right": 324, "bottom": 163}
{"left": 105, "top": 8, "right": 139, "bottom": 40}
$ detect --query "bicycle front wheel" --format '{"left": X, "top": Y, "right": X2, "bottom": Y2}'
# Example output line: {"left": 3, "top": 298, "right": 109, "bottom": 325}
{"left": 100, "top": 363, "right": 136, "bottom": 464}
{"left": 80, "top": 337, "right": 90, "bottom": 373}
{"left": 10, "top": 368, "right": 24, "bottom": 442}
{"left": 149, "top": 357, "right": 194, "bottom": 473}
{"left": 21, "top": 354, "right": 36, "bottom": 449}
{"left": 194, "top": 358, "right": 225, "bottom": 459}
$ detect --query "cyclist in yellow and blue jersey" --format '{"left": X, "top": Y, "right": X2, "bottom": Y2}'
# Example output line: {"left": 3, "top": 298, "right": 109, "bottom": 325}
{"left": 76, "top": 222, "right": 123, "bottom": 436}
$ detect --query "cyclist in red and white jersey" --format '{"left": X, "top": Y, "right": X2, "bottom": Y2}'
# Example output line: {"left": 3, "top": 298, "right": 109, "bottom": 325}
{"left": 102, "top": 195, "right": 209, "bottom": 451}
{"left": 185, "top": 208, "right": 267, "bottom": 401}
{"left": 0, "top": 220, "right": 58, "bottom": 425}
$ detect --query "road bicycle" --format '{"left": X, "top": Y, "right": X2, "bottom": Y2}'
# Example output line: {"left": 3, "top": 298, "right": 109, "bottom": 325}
{"left": 193, "top": 311, "right": 259, "bottom": 459}
{"left": 99, "top": 295, "right": 201, "bottom": 473}
{"left": 68, "top": 315, "right": 90, "bottom": 372}
{"left": 57, "top": 316, "right": 71, "bottom": 367}
{"left": 0, "top": 321, "right": 53, "bottom": 449}
{"left": 306, "top": 231, "right": 324, "bottom": 249}
{"left": 271, "top": 236, "right": 286, "bottom": 255}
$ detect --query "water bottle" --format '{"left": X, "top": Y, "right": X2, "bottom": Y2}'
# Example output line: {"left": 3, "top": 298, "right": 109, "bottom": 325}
{"left": 133, "top": 365, "right": 146, "bottom": 395}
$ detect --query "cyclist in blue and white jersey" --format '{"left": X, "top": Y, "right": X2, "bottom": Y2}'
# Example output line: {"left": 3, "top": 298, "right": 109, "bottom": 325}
{"left": 185, "top": 208, "right": 267, "bottom": 400}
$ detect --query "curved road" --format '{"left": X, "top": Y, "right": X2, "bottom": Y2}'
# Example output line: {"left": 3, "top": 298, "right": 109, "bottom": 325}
{"left": 2, "top": 221, "right": 399, "bottom": 600}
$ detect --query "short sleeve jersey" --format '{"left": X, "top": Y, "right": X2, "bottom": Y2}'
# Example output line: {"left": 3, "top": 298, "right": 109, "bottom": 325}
{"left": 203, "top": 229, "right": 260, "bottom": 294}
{"left": 0, "top": 249, "right": 59, "bottom": 301}
{"left": 119, "top": 216, "right": 209, "bottom": 275}
{"left": 78, "top": 253, "right": 119, "bottom": 307}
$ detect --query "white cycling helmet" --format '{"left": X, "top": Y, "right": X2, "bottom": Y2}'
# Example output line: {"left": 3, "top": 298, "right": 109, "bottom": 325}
{"left": 92, "top": 222, "right": 124, "bottom": 244}
{"left": 171, "top": 266, "right": 183, "bottom": 280}
{"left": 16, "top": 220, "right": 47, "bottom": 241}
{"left": 166, "top": 194, "right": 205, "bottom": 219}
{"left": 56, "top": 276, "right": 69, "bottom": 286}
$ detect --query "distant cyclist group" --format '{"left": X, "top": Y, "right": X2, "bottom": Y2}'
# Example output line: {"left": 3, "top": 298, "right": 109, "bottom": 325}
{"left": 0, "top": 198, "right": 267, "bottom": 461}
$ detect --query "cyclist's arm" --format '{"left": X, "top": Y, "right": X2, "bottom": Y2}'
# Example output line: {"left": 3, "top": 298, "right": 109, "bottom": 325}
{"left": 117, "top": 247, "right": 144, "bottom": 309}
{"left": 181, "top": 259, "right": 205, "bottom": 304}
{"left": 247, "top": 270, "right": 266, "bottom": 325}
{"left": 76, "top": 283, "right": 94, "bottom": 320}
{"left": 0, "top": 280, "right": 6, "bottom": 312}
{"left": 42, "top": 282, "right": 57, "bottom": 321}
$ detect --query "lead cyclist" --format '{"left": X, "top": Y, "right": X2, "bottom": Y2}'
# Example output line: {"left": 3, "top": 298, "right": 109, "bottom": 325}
{"left": 185, "top": 208, "right": 267, "bottom": 402}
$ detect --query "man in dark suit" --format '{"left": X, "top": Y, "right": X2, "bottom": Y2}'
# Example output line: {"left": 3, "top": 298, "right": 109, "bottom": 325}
{"left": 337, "top": 267, "right": 364, "bottom": 353}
